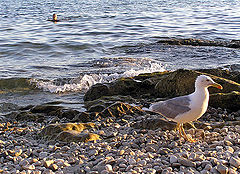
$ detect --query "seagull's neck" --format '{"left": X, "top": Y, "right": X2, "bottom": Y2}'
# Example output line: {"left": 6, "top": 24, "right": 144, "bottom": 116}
{"left": 192, "top": 86, "right": 209, "bottom": 101}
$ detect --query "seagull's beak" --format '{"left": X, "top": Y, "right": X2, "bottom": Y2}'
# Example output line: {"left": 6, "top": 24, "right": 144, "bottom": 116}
{"left": 211, "top": 83, "right": 223, "bottom": 89}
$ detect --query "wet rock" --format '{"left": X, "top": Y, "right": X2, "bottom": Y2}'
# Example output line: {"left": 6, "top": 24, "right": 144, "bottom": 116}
{"left": 30, "top": 105, "right": 80, "bottom": 120}
{"left": 154, "top": 69, "right": 239, "bottom": 99}
{"left": 31, "top": 105, "right": 63, "bottom": 114}
{"left": 14, "top": 111, "right": 45, "bottom": 122}
{"left": 157, "top": 38, "right": 240, "bottom": 49}
{"left": 0, "top": 78, "right": 32, "bottom": 94}
{"left": 0, "top": 103, "right": 19, "bottom": 113}
{"left": 84, "top": 78, "right": 150, "bottom": 101}
{"left": 197, "top": 69, "right": 240, "bottom": 83}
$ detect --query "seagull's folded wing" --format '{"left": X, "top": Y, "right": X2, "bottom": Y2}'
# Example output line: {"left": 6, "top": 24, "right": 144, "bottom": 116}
{"left": 150, "top": 96, "right": 191, "bottom": 119}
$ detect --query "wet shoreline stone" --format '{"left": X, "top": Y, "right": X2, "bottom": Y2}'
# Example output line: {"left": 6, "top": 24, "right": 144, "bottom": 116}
{"left": 157, "top": 38, "right": 240, "bottom": 49}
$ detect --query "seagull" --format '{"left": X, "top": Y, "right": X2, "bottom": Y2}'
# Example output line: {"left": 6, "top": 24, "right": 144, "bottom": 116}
{"left": 149, "top": 75, "right": 223, "bottom": 142}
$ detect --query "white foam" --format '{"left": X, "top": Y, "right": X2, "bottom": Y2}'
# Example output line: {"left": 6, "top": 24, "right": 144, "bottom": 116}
{"left": 31, "top": 62, "right": 166, "bottom": 93}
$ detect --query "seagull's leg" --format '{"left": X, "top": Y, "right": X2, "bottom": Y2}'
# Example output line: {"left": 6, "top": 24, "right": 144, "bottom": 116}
{"left": 177, "top": 123, "right": 183, "bottom": 138}
{"left": 180, "top": 124, "right": 196, "bottom": 143}
{"left": 189, "top": 121, "right": 197, "bottom": 129}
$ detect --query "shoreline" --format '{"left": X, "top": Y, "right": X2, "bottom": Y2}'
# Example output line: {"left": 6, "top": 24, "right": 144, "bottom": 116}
{"left": 0, "top": 68, "right": 240, "bottom": 173}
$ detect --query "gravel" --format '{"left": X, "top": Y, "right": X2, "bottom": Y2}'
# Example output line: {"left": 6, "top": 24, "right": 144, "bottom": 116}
{"left": 1, "top": 108, "right": 240, "bottom": 174}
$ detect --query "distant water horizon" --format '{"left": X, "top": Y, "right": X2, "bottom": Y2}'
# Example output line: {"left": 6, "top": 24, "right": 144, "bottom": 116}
{"left": 0, "top": 0, "right": 240, "bottom": 109}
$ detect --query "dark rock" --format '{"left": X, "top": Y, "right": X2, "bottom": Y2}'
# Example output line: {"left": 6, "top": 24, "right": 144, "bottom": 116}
{"left": 210, "top": 91, "right": 240, "bottom": 112}
{"left": 60, "top": 109, "right": 80, "bottom": 120}
{"left": 157, "top": 38, "right": 240, "bottom": 49}
{"left": 84, "top": 77, "right": 153, "bottom": 101}
{"left": 0, "top": 78, "right": 32, "bottom": 93}
{"left": 154, "top": 69, "right": 239, "bottom": 98}
{"left": 30, "top": 105, "right": 63, "bottom": 114}
{"left": 0, "top": 103, "right": 19, "bottom": 113}
{"left": 6, "top": 111, "right": 45, "bottom": 122}
{"left": 197, "top": 69, "right": 240, "bottom": 83}
{"left": 30, "top": 105, "right": 80, "bottom": 119}
{"left": 84, "top": 83, "right": 110, "bottom": 101}
{"left": 71, "top": 112, "right": 97, "bottom": 123}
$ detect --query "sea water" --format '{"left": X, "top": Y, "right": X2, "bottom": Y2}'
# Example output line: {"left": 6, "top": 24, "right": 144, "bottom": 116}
{"left": 0, "top": 0, "right": 240, "bottom": 110}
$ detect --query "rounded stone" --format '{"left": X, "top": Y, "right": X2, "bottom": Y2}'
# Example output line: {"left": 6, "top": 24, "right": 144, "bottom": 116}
{"left": 216, "top": 163, "right": 228, "bottom": 174}
{"left": 105, "top": 164, "right": 113, "bottom": 172}
{"left": 170, "top": 155, "right": 178, "bottom": 164}
{"left": 230, "top": 157, "right": 240, "bottom": 168}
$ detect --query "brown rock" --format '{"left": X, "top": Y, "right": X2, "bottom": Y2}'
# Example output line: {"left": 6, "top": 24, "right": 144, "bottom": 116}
{"left": 38, "top": 122, "right": 100, "bottom": 143}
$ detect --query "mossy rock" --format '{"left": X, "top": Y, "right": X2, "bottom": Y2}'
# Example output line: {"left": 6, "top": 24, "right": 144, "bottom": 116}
{"left": 0, "top": 78, "right": 32, "bottom": 93}
{"left": 154, "top": 69, "right": 240, "bottom": 98}
{"left": 55, "top": 131, "right": 100, "bottom": 143}
{"left": 39, "top": 122, "right": 100, "bottom": 143}
{"left": 84, "top": 77, "right": 153, "bottom": 101}
{"left": 197, "top": 69, "right": 240, "bottom": 83}
{"left": 84, "top": 69, "right": 240, "bottom": 111}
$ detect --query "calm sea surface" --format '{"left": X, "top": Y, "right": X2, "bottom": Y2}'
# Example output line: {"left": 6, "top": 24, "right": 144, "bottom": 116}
{"left": 0, "top": 0, "right": 240, "bottom": 110}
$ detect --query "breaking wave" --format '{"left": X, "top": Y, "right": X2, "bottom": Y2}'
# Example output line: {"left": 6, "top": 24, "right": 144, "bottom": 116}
{"left": 31, "top": 61, "right": 166, "bottom": 93}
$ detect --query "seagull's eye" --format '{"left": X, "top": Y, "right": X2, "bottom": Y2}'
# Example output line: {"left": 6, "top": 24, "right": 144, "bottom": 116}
{"left": 206, "top": 79, "right": 210, "bottom": 82}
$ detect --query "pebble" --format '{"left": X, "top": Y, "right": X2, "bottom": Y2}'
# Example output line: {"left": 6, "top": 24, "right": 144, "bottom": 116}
{"left": 229, "top": 157, "right": 240, "bottom": 168}
{"left": 178, "top": 157, "right": 196, "bottom": 168}
{"left": 1, "top": 108, "right": 240, "bottom": 173}
{"left": 105, "top": 164, "right": 113, "bottom": 172}
{"left": 170, "top": 155, "right": 178, "bottom": 163}
{"left": 216, "top": 163, "right": 228, "bottom": 174}
{"left": 44, "top": 160, "right": 54, "bottom": 168}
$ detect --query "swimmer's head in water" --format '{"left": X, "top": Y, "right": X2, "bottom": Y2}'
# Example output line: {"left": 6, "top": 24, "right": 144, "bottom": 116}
{"left": 53, "top": 14, "right": 57, "bottom": 21}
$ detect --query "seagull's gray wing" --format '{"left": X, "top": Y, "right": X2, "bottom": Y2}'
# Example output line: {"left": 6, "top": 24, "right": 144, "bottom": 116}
{"left": 150, "top": 96, "right": 191, "bottom": 119}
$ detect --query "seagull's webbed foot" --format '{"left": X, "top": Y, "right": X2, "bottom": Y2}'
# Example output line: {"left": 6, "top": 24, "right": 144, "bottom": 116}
{"left": 180, "top": 124, "right": 197, "bottom": 143}
{"left": 177, "top": 123, "right": 184, "bottom": 138}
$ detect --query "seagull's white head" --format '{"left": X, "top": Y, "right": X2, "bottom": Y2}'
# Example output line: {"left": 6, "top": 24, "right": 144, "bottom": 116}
{"left": 195, "top": 75, "right": 223, "bottom": 89}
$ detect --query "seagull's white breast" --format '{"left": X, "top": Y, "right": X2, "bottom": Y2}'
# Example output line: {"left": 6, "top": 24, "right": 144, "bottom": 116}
{"left": 174, "top": 89, "right": 209, "bottom": 124}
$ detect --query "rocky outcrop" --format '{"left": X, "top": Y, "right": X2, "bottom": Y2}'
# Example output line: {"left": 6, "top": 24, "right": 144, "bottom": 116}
{"left": 84, "top": 69, "right": 240, "bottom": 112}
{"left": 157, "top": 38, "right": 240, "bottom": 49}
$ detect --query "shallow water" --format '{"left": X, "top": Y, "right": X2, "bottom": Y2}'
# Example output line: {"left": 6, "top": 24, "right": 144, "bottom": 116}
{"left": 0, "top": 0, "right": 240, "bottom": 109}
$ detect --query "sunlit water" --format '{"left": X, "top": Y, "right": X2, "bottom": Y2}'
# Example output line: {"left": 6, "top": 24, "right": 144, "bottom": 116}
{"left": 0, "top": 0, "right": 240, "bottom": 110}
